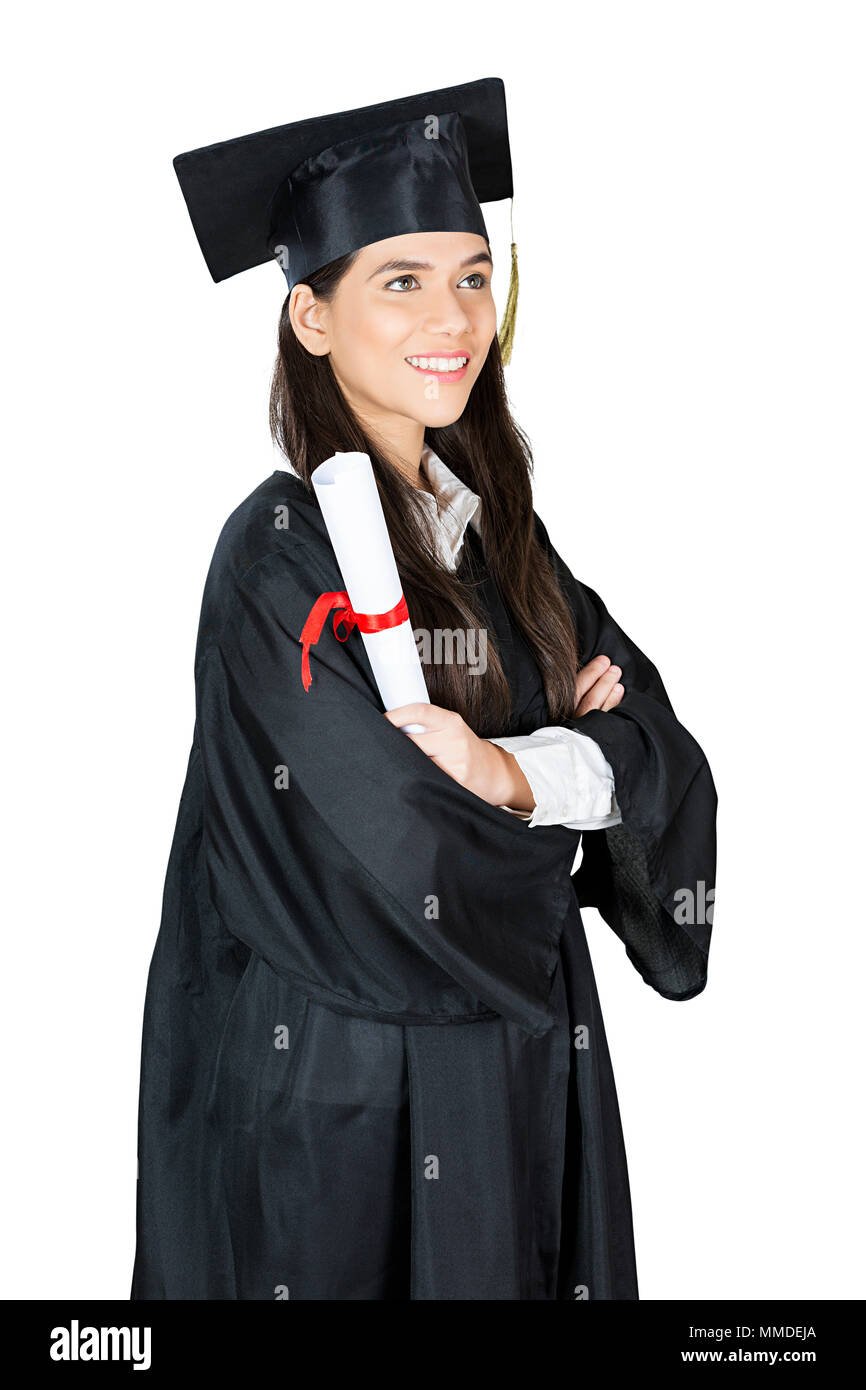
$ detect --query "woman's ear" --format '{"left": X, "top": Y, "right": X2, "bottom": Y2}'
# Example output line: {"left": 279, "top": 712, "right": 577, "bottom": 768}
{"left": 288, "top": 284, "right": 331, "bottom": 356}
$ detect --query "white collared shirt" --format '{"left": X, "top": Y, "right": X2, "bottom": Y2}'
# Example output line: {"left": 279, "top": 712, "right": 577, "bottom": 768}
{"left": 415, "top": 446, "right": 622, "bottom": 832}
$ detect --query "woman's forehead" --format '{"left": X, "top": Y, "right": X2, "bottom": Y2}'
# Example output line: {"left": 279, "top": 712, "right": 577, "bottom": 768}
{"left": 353, "top": 230, "right": 491, "bottom": 273}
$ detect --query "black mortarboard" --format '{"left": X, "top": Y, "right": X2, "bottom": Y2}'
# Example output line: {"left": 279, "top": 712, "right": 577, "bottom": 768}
{"left": 173, "top": 78, "right": 511, "bottom": 294}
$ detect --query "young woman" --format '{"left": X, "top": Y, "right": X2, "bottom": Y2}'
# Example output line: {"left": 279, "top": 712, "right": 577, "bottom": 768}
{"left": 131, "top": 79, "right": 717, "bottom": 1301}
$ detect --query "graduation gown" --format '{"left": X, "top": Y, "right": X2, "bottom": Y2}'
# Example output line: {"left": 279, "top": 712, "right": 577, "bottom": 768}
{"left": 130, "top": 469, "right": 717, "bottom": 1301}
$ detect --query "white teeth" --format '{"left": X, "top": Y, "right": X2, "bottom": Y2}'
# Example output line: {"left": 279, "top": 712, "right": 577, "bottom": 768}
{"left": 406, "top": 356, "right": 468, "bottom": 372}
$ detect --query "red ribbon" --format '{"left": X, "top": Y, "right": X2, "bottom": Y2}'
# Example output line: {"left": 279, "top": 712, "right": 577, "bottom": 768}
{"left": 299, "top": 589, "right": 410, "bottom": 691}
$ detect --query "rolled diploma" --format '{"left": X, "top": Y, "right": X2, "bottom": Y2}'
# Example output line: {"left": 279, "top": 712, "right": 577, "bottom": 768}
{"left": 311, "top": 452, "right": 430, "bottom": 734}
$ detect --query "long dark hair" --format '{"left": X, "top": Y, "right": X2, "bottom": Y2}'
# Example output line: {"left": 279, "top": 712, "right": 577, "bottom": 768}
{"left": 269, "top": 252, "right": 580, "bottom": 737}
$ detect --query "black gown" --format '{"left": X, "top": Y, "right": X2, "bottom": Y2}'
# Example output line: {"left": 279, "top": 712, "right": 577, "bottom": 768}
{"left": 130, "top": 469, "right": 717, "bottom": 1300}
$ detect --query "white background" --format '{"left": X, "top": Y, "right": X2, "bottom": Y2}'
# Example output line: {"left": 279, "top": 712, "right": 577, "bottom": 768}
{"left": 3, "top": 1, "right": 863, "bottom": 1300}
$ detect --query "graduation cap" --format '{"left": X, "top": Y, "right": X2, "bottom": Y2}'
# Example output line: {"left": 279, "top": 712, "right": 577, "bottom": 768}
{"left": 172, "top": 77, "right": 519, "bottom": 362}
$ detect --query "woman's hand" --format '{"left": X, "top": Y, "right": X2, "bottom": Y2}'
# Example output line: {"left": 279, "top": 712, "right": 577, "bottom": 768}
{"left": 574, "top": 655, "right": 625, "bottom": 715}
{"left": 383, "top": 702, "right": 529, "bottom": 808}
{"left": 383, "top": 658, "right": 625, "bottom": 807}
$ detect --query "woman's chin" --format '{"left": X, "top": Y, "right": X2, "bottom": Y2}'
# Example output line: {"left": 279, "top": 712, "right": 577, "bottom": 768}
{"left": 410, "top": 397, "right": 472, "bottom": 429}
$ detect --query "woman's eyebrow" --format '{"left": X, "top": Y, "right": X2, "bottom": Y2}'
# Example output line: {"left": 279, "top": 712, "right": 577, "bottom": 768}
{"left": 366, "top": 251, "right": 494, "bottom": 281}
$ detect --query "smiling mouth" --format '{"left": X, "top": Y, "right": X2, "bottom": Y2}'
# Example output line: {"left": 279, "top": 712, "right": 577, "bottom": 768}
{"left": 405, "top": 355, "right": 470, "bottom": 380}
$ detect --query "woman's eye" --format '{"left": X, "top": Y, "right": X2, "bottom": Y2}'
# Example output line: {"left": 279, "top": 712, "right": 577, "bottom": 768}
{"left": 384, "top": 274, "right": 420, "bottom": 292}
{"left": 383, "top": 271, "right": 489, "bottom": 291}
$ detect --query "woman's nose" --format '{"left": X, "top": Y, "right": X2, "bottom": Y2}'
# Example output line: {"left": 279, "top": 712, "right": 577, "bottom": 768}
{"left": 420, "top": 289, "right": 473, "bottom": 336}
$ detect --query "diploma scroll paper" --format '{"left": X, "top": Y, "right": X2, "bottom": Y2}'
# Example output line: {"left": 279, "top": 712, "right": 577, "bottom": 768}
{"left": 311, "top": 452, "right": 430, "bottom": 734}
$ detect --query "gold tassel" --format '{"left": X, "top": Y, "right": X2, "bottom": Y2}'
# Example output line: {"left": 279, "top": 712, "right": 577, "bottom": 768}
{"left": 497, "top": 239, "right": 519, "bottom": 366}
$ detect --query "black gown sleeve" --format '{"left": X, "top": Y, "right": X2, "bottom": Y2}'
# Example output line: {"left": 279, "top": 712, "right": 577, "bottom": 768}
{"left": 533, "top": 512, "right": 718, "bottom": 1001}
{"left": 195, "top": 536, "right": 583, "bottom": 1038}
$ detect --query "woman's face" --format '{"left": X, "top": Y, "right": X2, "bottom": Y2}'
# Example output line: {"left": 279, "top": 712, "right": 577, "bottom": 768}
{"left": 292, "top": 231, "right": 498, "bottom": 435}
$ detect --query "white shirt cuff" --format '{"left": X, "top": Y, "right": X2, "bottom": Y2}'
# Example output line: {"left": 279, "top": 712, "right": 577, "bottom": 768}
{"left": 488, "top": 726, "right": 622, "bottom": 830}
